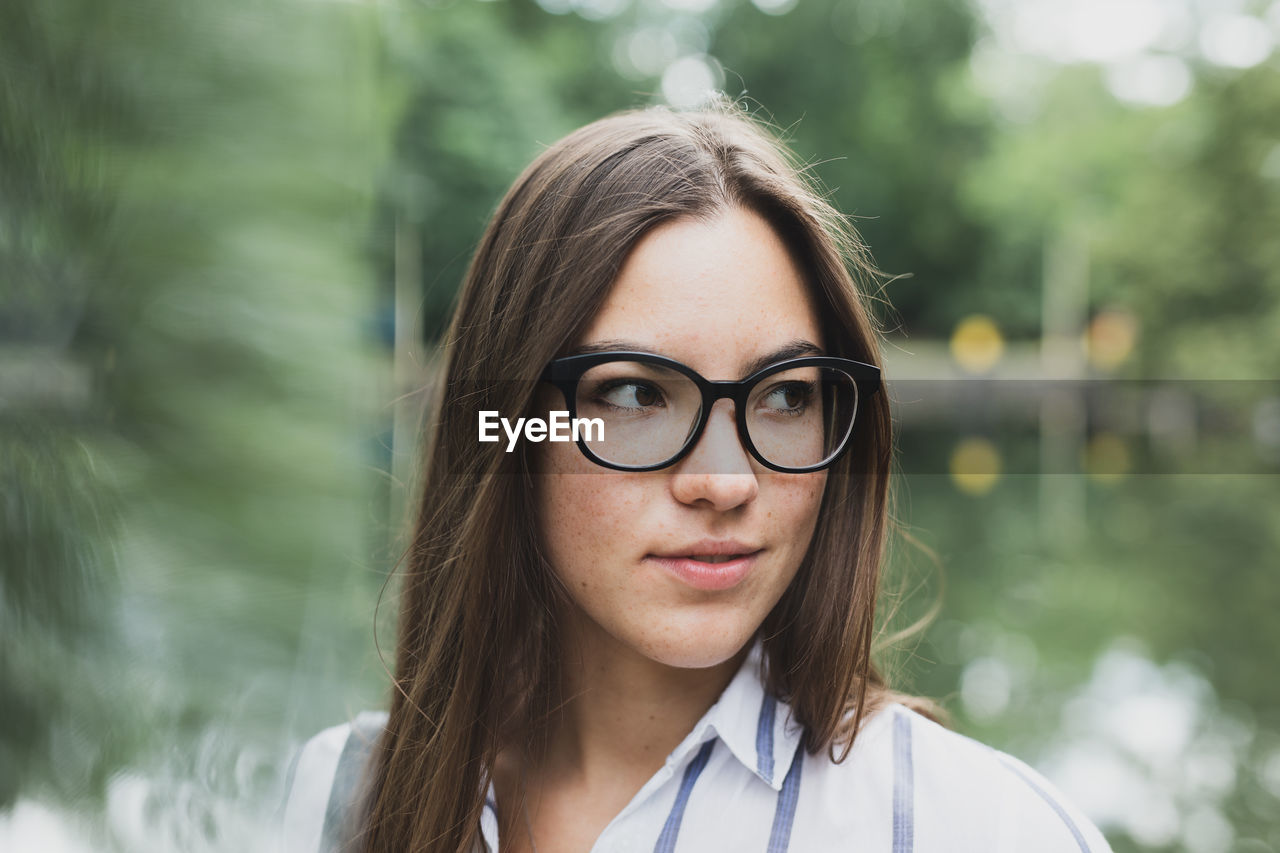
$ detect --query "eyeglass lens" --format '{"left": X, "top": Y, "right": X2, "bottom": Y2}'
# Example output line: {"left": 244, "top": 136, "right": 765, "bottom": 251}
{"left": 573, "top": 361, "right": 859, "bottom": 470}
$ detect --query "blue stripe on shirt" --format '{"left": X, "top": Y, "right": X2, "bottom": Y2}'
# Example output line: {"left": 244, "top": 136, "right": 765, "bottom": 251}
{"left": 892, "top": 711, "right": 914, "bottom": 853}
{"left": 653, "top": 739, "right": 716, "bottom": 853}
{"left": 756, "top": 694, "right": 778, "bottom": 784}
{"left": 999, "top": 756, "right": 1093, "bottom": 853}
{"left": 766, "top": 745, "right": 803, "bottom": 853}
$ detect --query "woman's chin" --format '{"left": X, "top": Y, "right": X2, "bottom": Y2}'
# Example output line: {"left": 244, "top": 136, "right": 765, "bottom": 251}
{"left": 565, "top": 594, "right": 764, "bottom": 672}
{"left": 628, "top": 621, "right": 759, "bottom": 672}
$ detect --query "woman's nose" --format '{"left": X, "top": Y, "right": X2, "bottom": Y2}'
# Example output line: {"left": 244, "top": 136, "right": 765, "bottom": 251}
{"left": 668, "top": 400, "right": 759, "bottom": 510}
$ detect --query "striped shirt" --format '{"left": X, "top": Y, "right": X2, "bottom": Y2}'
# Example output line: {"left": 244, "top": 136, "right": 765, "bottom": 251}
{"left": 282, "top": 643, "right": 1113, "bottom": 852}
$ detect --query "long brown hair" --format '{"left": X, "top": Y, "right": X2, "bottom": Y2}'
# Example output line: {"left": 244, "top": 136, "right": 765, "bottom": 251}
{"left": 357, "top": 102, "right": 933, "bottom": 852}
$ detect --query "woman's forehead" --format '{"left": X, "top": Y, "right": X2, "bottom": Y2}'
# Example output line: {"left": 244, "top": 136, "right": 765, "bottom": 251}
{"left": 575, "top": 207, "right": 825, "bottom": 376}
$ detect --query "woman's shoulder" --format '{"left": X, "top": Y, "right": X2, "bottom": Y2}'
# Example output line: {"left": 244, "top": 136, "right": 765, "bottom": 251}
{"left": 280, "top": 710, "right": 389, "bottom": 853}
{"left": 820, "top": 702, "right": 1114, "bottom": 852}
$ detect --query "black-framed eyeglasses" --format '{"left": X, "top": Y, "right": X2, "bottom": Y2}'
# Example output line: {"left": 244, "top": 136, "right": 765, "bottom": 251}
{"left": 541, "top": 351, "right": 881, "bottom": 473}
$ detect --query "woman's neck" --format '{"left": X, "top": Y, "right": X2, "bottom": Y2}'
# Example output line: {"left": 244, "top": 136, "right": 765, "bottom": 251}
{"left": 541, "top": 624, "right": 748, "bottom": 787}
{"left": 490, "top": 618, "right": 751, "bottom": 852}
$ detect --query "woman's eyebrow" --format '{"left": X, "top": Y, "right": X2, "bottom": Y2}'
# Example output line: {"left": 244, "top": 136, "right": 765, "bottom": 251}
{"left": 741, "top": 340, "right": 825, "bottom": 376}
{"left": 566, "top": 339, "right": 826, "bottom": 377}
{"left": 567, "top": 339, "right": 646, "bottom": 356}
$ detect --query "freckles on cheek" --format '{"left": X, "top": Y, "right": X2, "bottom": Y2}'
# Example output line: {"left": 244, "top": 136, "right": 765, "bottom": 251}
{"left": 543, "top": 475, "right": 642, "bottom": 587}
{"left": 769, "top": 473, "right": 826, "bottom": 512}
{"left": 782, "top": 474, "right": 827, "bottom": 541}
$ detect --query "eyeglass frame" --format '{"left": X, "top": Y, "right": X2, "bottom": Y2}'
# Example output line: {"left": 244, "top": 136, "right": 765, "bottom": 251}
{"left": 539, "top": 351, "right": 882, "bottom": 473}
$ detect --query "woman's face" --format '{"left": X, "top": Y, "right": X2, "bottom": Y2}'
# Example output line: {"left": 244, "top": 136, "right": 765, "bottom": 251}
{"left": 536, "top": 206, "right": 828, "bottom": 671}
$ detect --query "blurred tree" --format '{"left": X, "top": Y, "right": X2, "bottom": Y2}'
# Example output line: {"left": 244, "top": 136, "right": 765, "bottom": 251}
{"left": 378, "top": 0, "right": 998, "bottom": 341}
{"left": 1, "top": 0, "right": 136, "bottom": 809}
{"left": 963, "top": 63, "right": 1280, "bottom": 377}
{"left": 710, "top": 0, "right": 996, "bottom": 336}
{"left": 369, "top": 0, "right": 645, "bottom": 341}
{"left": 2, "top": 0, "right": 382, "bottom": 829}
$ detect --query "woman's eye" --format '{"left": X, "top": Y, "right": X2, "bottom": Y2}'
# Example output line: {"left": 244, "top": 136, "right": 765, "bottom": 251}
{"left": 597, "top": 381, "right": 664, "bottom": 410}
{"left": 761, "top": 382, "right": 812, "bottom": 414}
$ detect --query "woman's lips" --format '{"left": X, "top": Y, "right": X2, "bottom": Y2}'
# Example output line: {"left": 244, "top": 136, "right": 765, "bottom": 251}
{"left": 647, "top": 550, "right": 762, "bottom": 591}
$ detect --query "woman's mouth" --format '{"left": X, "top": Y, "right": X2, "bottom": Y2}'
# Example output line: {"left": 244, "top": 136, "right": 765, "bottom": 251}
{"left": 647, "top": 541, "right": 763, "bottom": 591}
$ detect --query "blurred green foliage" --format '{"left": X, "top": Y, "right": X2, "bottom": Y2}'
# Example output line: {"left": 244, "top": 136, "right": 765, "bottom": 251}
{"left": 3, "top": 0, "right": 383, "bottom": 837}
{"left": 965, "top": 63, "right": 1280, "bottom": 377}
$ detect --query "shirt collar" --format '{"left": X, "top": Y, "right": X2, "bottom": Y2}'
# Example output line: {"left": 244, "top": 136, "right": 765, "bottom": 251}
{"left": 479, "top": 639, "right": 806, "bottom": 853}
{"left": 670, "top": 638, "right": 804, "bottom": 792}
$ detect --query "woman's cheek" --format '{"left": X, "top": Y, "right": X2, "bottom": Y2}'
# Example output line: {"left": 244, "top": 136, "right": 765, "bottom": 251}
{"left": 537, "top": 460, "right": 640, "bottom": 589}
{"left": 775, "top": 471, "right": 827, "bottom": 545}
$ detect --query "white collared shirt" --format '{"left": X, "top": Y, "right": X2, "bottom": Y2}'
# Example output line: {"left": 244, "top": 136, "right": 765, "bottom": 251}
{"left": 283, "top": 643, "right": 1113, "bottom": 852}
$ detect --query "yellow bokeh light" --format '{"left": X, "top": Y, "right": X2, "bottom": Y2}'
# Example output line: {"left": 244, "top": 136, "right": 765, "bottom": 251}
{"left": 950, "top": 437, "right": 1001, "bottom": 495}
{"left": 1086, "top": 309, "right": 1139, "bottom": 370}
{"left": 1083, "top": 433, "right": 1130, "bottom": 483}
{"left": 950, "top": 314, "right": 1005, "bottom": 374}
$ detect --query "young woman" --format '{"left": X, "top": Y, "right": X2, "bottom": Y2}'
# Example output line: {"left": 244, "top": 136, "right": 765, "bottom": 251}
{"left": 282, "top": 104, "right": 1113, "bottom": 853}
